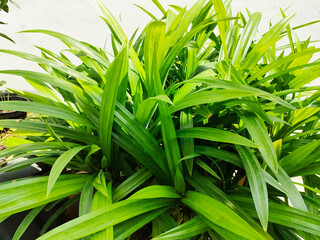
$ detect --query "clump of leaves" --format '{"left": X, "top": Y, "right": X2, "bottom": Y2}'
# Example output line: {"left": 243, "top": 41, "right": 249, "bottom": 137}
{"left": 0, "top": 0, "right": 320, "bottom": 239}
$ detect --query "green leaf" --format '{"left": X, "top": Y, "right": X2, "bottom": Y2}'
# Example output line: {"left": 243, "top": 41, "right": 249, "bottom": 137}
{"left": 99, "top": 42, "right": 128, "bottom": 166}
{"left": 233, "top": 12, "right": 261, "bottom": 64}
{"left": 152, "top": 212, "right": 178, "bottom": 236}
{"left": 112, "top": 126, "right": 168, "bottom": 182}
{"left": 294, "top": 181, "right": 320, "bottom": 195}
{"left": 0, "top": 50, "right": 98, "bottom": 85}
{"left": 241, "top": 15, "right": 293, "bottom": 71}
{"left": 205, "top": 221, "right": 248, "bottom": 240}
{"left": 182, "top": 191, "right": 266, "bottom": 239}
{"left": 233, "top": 196, "right": 320, "bottom": 236}
{"left": 0, "top": 69, "right": 99, "bottom": 121}
{"left": 0, "top": 101, "right": 96, "bottom": 129}
{"left": 171, "top": 90, "right": 257, "bottom": 113}
{"left": 0, "top": 119, "right": 98, "bottom": 145}
{"left": 45, "top": 121, "right": 69, "bottom": 149}
{"left": 196, "top": 160, "right": 221, "bottom": 180}
{"left": 185, "top": 77, "right": 295, "bottom": 110}
{"left": 84, "top": 145, "right": 101, "bottom": 171}
{"left": 47, "top": 146, "right": 87, "bottom": 196}
{"left": 290, "top": 107, "right": 320, "bottom": 126}
{"left": 35, "top": 45, "right": 75, "bottom": 68}
{"left": 114, "top": 208, "right": 168, "bottom": 240}
{"left": 114, "top": 103, "right": 168, "bottom": 174}
{"left": 158, "top": 95, "right": 182, "bottom": 182}
{"left": 176, "top": 127, "right": 259, "bottom": 148}
{"left": 113, "top": 168, "right": 153, "bottom": 202}
{"left": 180, "top": 109, "right": 194, "bottom": 175}
{"left": 0, "top": 32, "right": 15, "bottom": 43}
{"left": 276, "top": 166, "right": 307, "bottom": 211}
{"left": 161, "top": 19, "right": 215, "bottom": 79}
{"left": 19, "top": 30, "right": 110, "bottom": 67}
{"left": 130, "top": 186, "right": 181, "bottom": 200}
{"left": 236, "top": 146, "right": 268, "bottom": 231}
{"left": 93, "top": 171, "right": 110, "bottom": 198}
{"left": 0, "top": 156, "right": 56, "bottom": 174}
{"left": 162, "top": 0, "right": 205, "bottom": 60}
{"left": 247, "top": 48, "right": 320, "bottom": 84}
{"left": 79, "top": 174, "right": 97, "bottom": 217}
{"left": 291, "top": 162, "right": 320, "bottom": 176}
{"left": 37, "top": 198, "right": 176, "bottom": 240}
{"left": 91, "top": 185, "right": 113, "bottom": 240}
{"left": 195, "top": 145, "right": 242, "bottom": 167}
{"left": 174, "top": 168, "right": 186, "bottom": 194}
{"left": 144, "top": 21, "right": 166, "bottom": 94}
{"left": 0, "top": 174, "right": 90, "bottom": 218}
{"left": 151, "top": 0, "right": 166, "bottom": 16}
{"left": 289, "top": 65, "right": 320, "bottom": 88}
{"left": 97, "top": 0, "right": 126, "bottom": 44}
{"left": 212, "top": 0, "right": 229, "bottom": 59}
{"left": 135, "top": 95, "right": 174, "bottom": 125}
{"left": 280, "top": 140, "right": 320, "bottom": 174}
{"left": 239, "top": 111, "right": 278, "bottom": 173}
{"left": 0, "top": 142, "right": 67, "bottom": 159}
{"left": 12, "top": 205, "right": 46, "bottom": 240}
{"left": 144, "top": 21, "right": 181, "bottom": 182}
{"left": 153, "top": 216, "right": 210, "bottom": 240}
{"left": 0, "top": 136, "right": 33, "bottom": 147}
{"left": 134, "top": 4, "right": 158, "bottom": 21}
{"left": 187, "top": 172, "right": 272, "bottom": 239}
{"left": 40, "top": 196, "right": 80, "bottom": 235}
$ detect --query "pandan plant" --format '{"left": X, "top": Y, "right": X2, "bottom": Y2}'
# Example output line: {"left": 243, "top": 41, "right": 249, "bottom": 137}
{"left": 0, "top": 0, "right": 319, "bottom": 239}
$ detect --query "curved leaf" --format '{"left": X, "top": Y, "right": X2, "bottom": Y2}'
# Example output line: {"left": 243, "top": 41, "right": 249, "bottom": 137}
{"left": 176, "top": 127, "right": 259, "bottom": 148}
{"left": 99, "top": 42, "right": 128, "bottom": 165}
{"left": 37, "top": 198, "right": 176, "bottom": 240}
{"left": 236, "top": 146, "right": 268, "bottom": 231}
{"left": 182, "top": 191, "right": 266, "bottom": 240}
{"left": 233, "top": 196, "right": 320, "bottom": 236}
{"left": 0, "top": 175, "right": 90, "bottom": 218}
{"left": 47, "top": 146, "right": 88, "bottom": 196}
{"left": 239, "top": 111, "right": 278, "bottom": 173}
{"left": 153, "top": 216, "right": 210, "bottom": 240}
{"left": 0, "top": 101, "right": 96, "bottom": 129}
{"left": 171, "top": 90, "right": 257, "bottom": 113}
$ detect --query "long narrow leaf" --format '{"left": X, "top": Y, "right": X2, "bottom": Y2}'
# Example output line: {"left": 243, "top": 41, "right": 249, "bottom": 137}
{"left": 113, "top": 168, "right": 153, "bottom": 202}
{"left": 239, "top": 111, "right": 278, "bottom": 173}
{"left": 153, "top": 216, "right": 210, "bottom": 240}
{"left": 20, "top": 30, "right": 110, "bottom": 67}
{"left": 0, "top": 175, "right": 90, "bottom": 218}
{"left": 99, "top": 42, "right": 128, "bottom": 166}
{"left": 236, "top": 146, "right": 268, "bottom": 231}
{"left": 182, "top": 191, "right": 266, "bottom": 239}
{"left": 0, "top": 101, "right": 96, "bottom": 129}
{"left": 176, "top": 127, "right": 259, "bottom": 148}
{"left": 114, "top": 208, "right": 168, "bottom": 240}
{"left": 233, "top": 196, "right": 320, "bottom": 236}
{"left": 47, "top": 146, "right": 87, "bottom": 196}
{"left": 37, "top": 198, "right": 176, "bottom": 240}
{"left": 12, "top": 205, "right": 46, "bottom": 240}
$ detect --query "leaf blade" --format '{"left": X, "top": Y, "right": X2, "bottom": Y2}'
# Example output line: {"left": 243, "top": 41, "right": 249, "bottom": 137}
{"left": 47, "top": 146, "right": 87, "bottom": 196}
{"left": 239, "top": 111, "right": 278, "bottom": 172}
{"left": 182, "top": 191, "right": 266, "bottom": 240}
{"left": 176, "top": 127, "right": 260, "bottom": 148}
{"left": 236, "top": 146, "right": 269, "bottom": 231}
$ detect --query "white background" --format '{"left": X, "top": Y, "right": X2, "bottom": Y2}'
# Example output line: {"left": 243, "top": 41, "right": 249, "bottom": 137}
{"left": 0, "top": 0, "right": 319, "bottom": 91}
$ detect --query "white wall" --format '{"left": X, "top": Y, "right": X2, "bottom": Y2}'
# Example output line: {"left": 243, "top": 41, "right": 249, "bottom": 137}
{"left": 0, "top": 0, "right": 319, "bottom": 91}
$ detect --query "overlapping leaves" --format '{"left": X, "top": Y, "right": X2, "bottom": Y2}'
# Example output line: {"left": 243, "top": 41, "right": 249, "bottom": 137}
{"left": 0, "top": 0, "right": 319, "bottom": 239}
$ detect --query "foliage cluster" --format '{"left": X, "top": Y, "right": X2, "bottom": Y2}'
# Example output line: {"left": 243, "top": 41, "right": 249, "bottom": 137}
{"left": 0, "top": 0, "right": 320, "bottom": 239}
